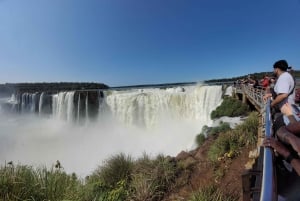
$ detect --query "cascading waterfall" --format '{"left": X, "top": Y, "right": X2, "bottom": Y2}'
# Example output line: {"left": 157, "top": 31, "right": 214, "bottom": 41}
{"left": 0, "top": 84, "right": 226, "bottom": 177}
{"left": 18, "top": 93, "right": 39, "bottom": 113}
{"left": 85, "top": 92, "right": 89, "bottom": 122}
{"left": 30, "top": 93, "right": 38, "bottom": 113}
{"left": 105, "top": 85, "right": 223, "bottom": 128}
{"left": 52, "top": 91, "right": 75, "bottom": 121}
{"left": 3, "top": 85, "right": 224, "bottom": 128}
{"left": 77, "top": 94, "right": 81, "bottom": 123}
{"left": 39, "top": 92, "right": 44, "bottom": 115}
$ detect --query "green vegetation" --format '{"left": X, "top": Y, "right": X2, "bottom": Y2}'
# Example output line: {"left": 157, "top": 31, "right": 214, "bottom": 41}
{"left": 196, "top": 133, "right": 206, "bottom": 146}
{"left": 196, "top": 122, "right": 231, "bottom": 146}
{"left": 208, "top": 112, "right": 258, "bottom": 163}
{"left": 0, "top": 164, "right": 82, "bottom": 201}
{"left": 211, "top": 96, "right": 250, "bottom": 119}
{"left": 0, "top": 153, "right": 178, "bottom": 201}
{"left": 196, "top": 96, "right": 248, "bottom": 147}
{"left": 189, "top": 185, "right": 239, "bottom": 201}
{"left": 190, "top": 112, "right": 259, "bottom": 201}
{"left": 0, "top": 82, "right": 109, "bottom": 94}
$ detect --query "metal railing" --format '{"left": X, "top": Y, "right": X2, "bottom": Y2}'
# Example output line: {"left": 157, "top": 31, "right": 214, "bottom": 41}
{"left": 235, "top": 85, "right": 276, "bottom": 201}
{"left": 235, "top": 84, "right": 265, "bottom": 109}
{"left": 260, "top": 99, "right": 276, "bottom": 201}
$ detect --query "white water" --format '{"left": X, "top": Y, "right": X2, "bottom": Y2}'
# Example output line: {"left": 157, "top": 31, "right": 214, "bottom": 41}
{"left": 0, "top": 84, "right": 223, "bottom": 177}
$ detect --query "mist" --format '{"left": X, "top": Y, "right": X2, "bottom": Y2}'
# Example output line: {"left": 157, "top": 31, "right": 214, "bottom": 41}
{"left": 0, "top": 108, "right": 202, "bottom": 178}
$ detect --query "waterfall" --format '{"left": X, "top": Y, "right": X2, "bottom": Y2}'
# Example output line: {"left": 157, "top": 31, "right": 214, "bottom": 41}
{"left": 1, "top": 85, "right": 223, "bottom": 128}
{"left": 77, "top": 94, "right": 81, "bottom": 123}
{"left": 85, "top": 92, "right": 89, "bottom": 122}
{"left": 66, "top": 92, "right": 75, "bottom": 122}
{"left": 52, "top": 91, "right": 75, "bottom": 121}
{"left": 30, "top": 93, "right": 36, "bottom": 112}
{"left": 21, "top": 93, "right": 27, "bottom": 112}
{"left": 39, "top": 92, "right": 44, "bottom": 115}
{"left": 105, "top": 85, "right": 223, "bottom": 128}
{"left": 0, "top": 84, "right": 225, "bottom": 177}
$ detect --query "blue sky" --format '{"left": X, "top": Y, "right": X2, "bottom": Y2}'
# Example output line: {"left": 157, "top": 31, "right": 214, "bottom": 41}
{"left": 0, "top": 0, "right": 300, "bottom": 86}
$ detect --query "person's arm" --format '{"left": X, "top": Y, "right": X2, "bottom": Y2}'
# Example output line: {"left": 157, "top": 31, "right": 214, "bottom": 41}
{"left": 262, "top": 137, "right": 300, "bottom": 175}
{"left": 285, "top": 121, "right": 300, "bottom": 135}
{"left": 277, "top": 127, "right": 300, "bottom": 153}
{"left": 263, "top": 93, "right": 272, "bottom": 102}
{"left": 290, "top": 158, "right": 300, "bottom": 176}
{"left": 280, "top": 103, "right": 297, "bottom": 124}
{"left": 270, "top": 93, "right": 288, "bottom": 108}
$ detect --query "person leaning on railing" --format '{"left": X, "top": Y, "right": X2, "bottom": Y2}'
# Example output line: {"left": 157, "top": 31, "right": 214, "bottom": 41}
{"left": 262, "top": 103, "right": 300, "bottom": 175}
{"left": 262, "top": 103, "right": 300, "bottom": 200}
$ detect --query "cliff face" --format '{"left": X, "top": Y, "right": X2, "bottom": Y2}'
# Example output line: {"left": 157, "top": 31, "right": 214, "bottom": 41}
{"left": 161, "top": 136, "right": 251, "bottom": 201}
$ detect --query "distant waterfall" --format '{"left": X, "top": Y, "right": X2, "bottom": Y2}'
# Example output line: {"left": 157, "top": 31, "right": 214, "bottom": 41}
{"left": 77, "top": 94, "right": 81, "bottom": 123}
{"left": 2, "top": 85, "right": 224, "bottom": 128}
{"left": 105, "top": 85, "right": 223, "bottom": 128}
{"left": 39, "top": 92, "right": 44, "bottom": 115}
{"left": 52, "top": 91, "right": 75, "bottom": 122}
{"left": 85, "top": 92, "right": 89, "bottom": 122}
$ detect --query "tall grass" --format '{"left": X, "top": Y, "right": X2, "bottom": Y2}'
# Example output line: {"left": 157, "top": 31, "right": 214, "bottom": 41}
{"left": 0, "top": 164, "right": 81, "bottom": 201}
{"left": 81, "top": 153, "right": 133, "bottom": 201}
{"left": 189, "top": 185, "right": 239, "bottom": 201}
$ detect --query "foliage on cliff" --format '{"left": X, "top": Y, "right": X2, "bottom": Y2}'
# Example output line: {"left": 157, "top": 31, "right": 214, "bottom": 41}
{"left": 210, "top": 96, "right": 250, "bottom": 119}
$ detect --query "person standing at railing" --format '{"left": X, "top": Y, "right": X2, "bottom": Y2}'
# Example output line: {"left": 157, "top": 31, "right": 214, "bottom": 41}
{"left": 262, "top": 135, "right": 300, "bottom": 201}
{"left": 260, "top": 74, "right": 270, "bottom": 89}
{"left": 262, "top": 102, "right": 300, "bottom": 201}
{"left": 263, "top": 60, "right": 295, "bottom": 136}
{"left": 263, "top": 60, "right": 295, "bottom": 110}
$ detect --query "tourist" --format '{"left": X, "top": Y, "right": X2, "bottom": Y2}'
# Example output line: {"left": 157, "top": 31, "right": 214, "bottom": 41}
{"left": 263, "top": 101, "right": 300, "bottom": 200}
{"left": 262, "top": 137, "right": 300, "bottom": 175}
{"left": 263, "top": 60, "right": 295, "bottom": 110}
{"left": 260, "top": 74, "right": 270, "bottom": 89}
{"left": 263, "top": 60, "right": 295, "bottom": 136}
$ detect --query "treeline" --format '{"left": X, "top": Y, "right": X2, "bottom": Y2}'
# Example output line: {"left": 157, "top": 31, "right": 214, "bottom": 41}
{"left": 0, "top": 82, "right": 109, "bottom": 95}
{"left": 205, "top": 70, "right": 300, "bottom": 84}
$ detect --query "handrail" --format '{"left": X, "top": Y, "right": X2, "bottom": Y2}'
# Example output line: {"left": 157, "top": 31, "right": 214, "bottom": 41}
{"left": 259, "top": 98, "right": 276, "bottom": 201}
{"left": 239, "top": 84, "right": 265, "bottom": 109}
{"left": 235, "top": 85, "right": 276, "bottom": 201}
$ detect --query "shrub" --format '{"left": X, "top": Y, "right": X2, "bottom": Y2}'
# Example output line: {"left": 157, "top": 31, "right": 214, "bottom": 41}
{"left": 207, "top": 112, "right": 259, "bottom": 163}
{"left": 129, "top": 154, "right": 177, "bottom": 201}
{"left": 96, "top": 153, "right": 133, "bottom": 188}
{"left": 196, "top": 133, "right": 206, "bottom": 146}
{"left": 211, "top": 96, "right": 249, "bottom": 119}
{"left": 207, "top": 133, "right": 231, "bottom": 162}
{"left": 82, "top": 153, "right": 133, "bottom": 201}
{"left": 196, "top": 122, "right": 231, "bottom": 147}
{"left": 208, "top": 122, "right": 231, "bottom": 137}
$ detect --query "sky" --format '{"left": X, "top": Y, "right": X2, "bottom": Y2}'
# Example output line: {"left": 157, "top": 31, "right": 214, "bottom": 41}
{"left": 0, "top": 0, "right": 300, "bottom": 87}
